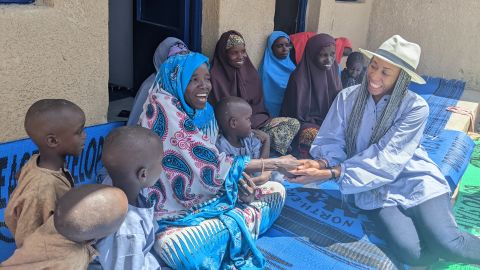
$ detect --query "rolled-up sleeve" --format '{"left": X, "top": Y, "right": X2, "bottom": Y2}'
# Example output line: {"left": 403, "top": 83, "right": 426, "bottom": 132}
{"left": 339, "top": 101, "right": 429, "bottom": 194}
{"left": 309, "top": 93, "right": 348, "bottom": 166}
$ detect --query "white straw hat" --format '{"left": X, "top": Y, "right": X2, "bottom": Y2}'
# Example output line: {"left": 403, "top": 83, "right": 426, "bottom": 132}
{"left": 359, "top": 35, "right": 425, "bottom": 84}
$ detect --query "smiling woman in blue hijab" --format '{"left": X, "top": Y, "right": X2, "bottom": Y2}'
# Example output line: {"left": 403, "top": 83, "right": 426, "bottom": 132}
{"left": 139, "top": 52, "right": 299, "bottom": 269}
{"left": 259, "top": 31, "right": 296, "bottom": 117}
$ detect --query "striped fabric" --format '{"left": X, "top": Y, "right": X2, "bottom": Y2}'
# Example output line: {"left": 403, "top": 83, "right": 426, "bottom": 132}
{"left": 155, "top": 181, "right": 286, "bottom": 269}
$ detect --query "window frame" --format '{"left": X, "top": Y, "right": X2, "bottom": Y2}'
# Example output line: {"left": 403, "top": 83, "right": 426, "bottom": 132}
{"left": 0, "top": 0, "right": 34, "bottom": 4}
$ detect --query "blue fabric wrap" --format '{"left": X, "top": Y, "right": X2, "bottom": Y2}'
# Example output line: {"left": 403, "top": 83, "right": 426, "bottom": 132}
{"left": 259, "top": 31, "right": 296, "bottom": 117}
{"left": 157, "top": 155, "right": 266, "bottom": 269}
{"left": 156, "top": 52, "right": 216, "bottom": 135}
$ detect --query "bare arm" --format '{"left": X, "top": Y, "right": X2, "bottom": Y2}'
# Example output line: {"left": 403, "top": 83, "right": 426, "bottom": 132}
{"left": 244, "top": 156, "right": 299, "bottom": 174}
{"left": 252, "top": 129, "right": 270, "bottom": 159}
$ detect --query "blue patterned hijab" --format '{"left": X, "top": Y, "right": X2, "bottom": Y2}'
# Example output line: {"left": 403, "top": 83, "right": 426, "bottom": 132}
{"left": 259, "top": 31, "right": 296, "bottom": 117}
{"left": 155, "top": 52, "right": 217, "bottom": 138}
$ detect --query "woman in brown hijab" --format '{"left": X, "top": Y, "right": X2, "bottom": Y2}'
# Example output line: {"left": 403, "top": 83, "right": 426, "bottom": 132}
{"left": 281, "top": 33, "right": 343, "bottom": 158}
{"left": 209, "top": 30, "right": 300, "bottom": 155}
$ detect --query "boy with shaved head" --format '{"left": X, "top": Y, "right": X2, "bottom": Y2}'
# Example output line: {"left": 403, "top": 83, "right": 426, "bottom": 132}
{"left": 1, "top": 184, "right": 129, "bottom": 269}
{"left": 215, "top": 96, "right": 274, "bottom": 186}
{"left": 95, "top": 126, "right": 163, "bottom": 270}
{"left": 5, "top": 99, "right": 86, "bottom": 247}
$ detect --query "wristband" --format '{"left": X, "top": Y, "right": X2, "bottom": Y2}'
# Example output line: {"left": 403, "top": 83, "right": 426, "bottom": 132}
{"left": 329, "top": 168, "right": 337, "bottom": 179}
{"left": 317, "top": 159, "right": 328, "bottom": 169}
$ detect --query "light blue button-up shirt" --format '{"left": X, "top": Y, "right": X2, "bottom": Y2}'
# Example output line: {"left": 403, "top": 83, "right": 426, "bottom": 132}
{"left": 310, "top": 85, "right": 450, "bottom": 210}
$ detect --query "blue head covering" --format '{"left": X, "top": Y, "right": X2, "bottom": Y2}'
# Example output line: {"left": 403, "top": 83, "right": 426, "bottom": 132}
{"left": 156, "top": 52, "right": 217, "bottom": 138}
{"left": 259, "top": 31, "right": 296, "bottom": 117}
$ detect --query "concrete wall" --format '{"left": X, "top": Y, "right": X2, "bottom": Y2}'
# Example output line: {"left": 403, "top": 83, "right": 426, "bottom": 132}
{"left": 367, "top": 0, "right": 480, "bottom": 91}
{"left": 201, "top": 0, "right": 275, "bottom": 68}
{"left": 305, "top": 0, "right": 323, "bottom": 33}
{"left": 201, "top": 0, "right": 221, "bottom": 61}
{"left": 331, "top": 0, "right": 373, "bottom": 51}
{"left": 306, "top": 0, "right": 373, "bottom": 66}
{"left": 109, "top": 0, "right": 133, "bottom": 88}
{"left": 0, "top": 1, "right": 109, "bottom": 142}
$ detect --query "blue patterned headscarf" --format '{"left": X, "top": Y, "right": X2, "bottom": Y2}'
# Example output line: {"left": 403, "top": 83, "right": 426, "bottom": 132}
{"left": 155, "top": 52, "right": 217, "bottom": 138}
{"left": 259, "top": 31, "right": 296, "bottom": 117}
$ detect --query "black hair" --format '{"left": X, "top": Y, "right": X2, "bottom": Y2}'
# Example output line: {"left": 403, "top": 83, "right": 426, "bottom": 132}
{"left": 214, "top": 96, "right": 250, "bottom": 132}
{"left": 346, "top": 52, "right": 365, "bottom": 68}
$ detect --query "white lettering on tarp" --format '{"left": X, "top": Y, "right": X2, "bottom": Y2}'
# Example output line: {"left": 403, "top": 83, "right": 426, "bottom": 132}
{"left": 0, "top": 137, "right": 105, "bottom": 211}
{"left": 0, "top": 122, "right": 124, "bottom": 261}
{"left": 287, "top": 189, "right": 356, "bottom": 228}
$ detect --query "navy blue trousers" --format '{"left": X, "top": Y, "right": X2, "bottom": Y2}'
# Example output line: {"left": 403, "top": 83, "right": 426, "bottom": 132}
{"left": 369, "top": 193, "right": 480, "bottom": 266}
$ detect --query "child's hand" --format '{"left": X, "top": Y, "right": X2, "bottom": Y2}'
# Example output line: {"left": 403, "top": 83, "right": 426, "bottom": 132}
{"left": 252, "top": 129, "right": 270, "bottom": 144}
{"left": 238, "top": 173, "right": 257, "bottom": 204}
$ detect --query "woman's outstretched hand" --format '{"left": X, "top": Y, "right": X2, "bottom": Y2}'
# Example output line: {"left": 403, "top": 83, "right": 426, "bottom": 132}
{"left": 296, "top": 159, "right": 326, "bottom": 170}
{"left": 286, "top": 166, "right": 331, "bottom": 185}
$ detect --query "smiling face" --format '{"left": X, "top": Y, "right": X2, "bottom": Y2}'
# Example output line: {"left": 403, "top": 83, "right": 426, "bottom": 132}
{"left": 316, "top": 44, "right": 336, "bottom": 70}
{"left": 272, "top": 37, "right": 291, "bottom": 60}
{"left": 366, "top": 56, "right": 401, "bottom": 101}
{"left": 184, "top": 63, "right": 212, "bottom": 109}
{"left": 226, "top": 44, "right": 248, "bottom": 68}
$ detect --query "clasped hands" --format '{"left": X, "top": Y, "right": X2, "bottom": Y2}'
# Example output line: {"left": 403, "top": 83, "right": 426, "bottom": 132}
{"left": 239, "top": 157, "right": 339, "bottom": 203}
{"left": 280, "top": 159, "right": 337, "bottom": 185}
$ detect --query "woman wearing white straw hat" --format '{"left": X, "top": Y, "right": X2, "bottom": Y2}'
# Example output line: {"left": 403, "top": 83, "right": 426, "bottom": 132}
{"left": 287, "top": 35, "right": 480, "bottom": 266}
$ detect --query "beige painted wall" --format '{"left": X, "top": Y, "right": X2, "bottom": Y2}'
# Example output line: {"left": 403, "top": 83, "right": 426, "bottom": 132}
{"left": 331, "top": 0, "right": 373, "bottom": 51}
{"left": 306, "top": 0, "right": 373, "bottom": 66}
{"left": 0, "top": 1, "right": 108, "bottom": 142}
{"left": 305, "top": 0, "right": 323, "bottom": 33}
{"left": 201, "top": 0, "right": 275, "bottom": 68}
{"left": 367, "top": 0, "right": 480, "bottom": 91}
{"left": 201, "top": 0, "right": 221, "bottom": 61}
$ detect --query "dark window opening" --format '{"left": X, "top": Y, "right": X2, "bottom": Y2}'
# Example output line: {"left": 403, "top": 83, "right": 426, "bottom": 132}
{"left": 274, "top": 0, "right": 308, "bottom": 35}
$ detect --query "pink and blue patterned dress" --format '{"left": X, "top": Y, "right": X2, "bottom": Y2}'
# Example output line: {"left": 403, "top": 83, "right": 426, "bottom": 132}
{"left": 139, "top": 53, "right": 286, "bottom": 269}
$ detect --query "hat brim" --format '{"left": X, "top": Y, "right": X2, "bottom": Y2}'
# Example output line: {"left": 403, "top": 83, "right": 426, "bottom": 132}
{"left": 359, "top": 48, "right": 426, "bottom": 84}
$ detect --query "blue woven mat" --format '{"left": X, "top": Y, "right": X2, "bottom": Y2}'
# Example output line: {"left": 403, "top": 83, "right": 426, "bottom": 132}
{"left": 409, "top": 76, "right": 441, "bottom": 100}
{"left": 410, "top": 77, "right": 466, "bottom": 136}
{"left": 257, "top": 185, "right": 402, "bottom": 270}
{"left": 421, "top": 130, "right": 474, "bottom": 190}
{"left": 411, "top": 77, "right": 471, "bottom": 190}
